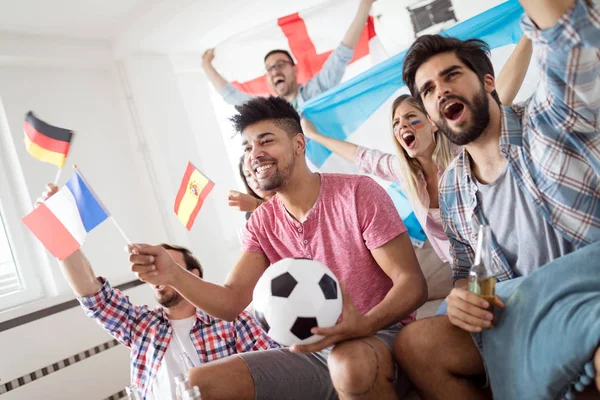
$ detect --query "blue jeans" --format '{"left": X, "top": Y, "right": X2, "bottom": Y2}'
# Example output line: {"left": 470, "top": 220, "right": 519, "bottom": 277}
{"left": 481, "top": 242, "right": 600, "bottom": 399}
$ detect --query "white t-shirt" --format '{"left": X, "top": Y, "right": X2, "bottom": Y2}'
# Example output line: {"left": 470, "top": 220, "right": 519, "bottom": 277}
{"left": 150, "top": 317, "right": 201, "bottom": 400}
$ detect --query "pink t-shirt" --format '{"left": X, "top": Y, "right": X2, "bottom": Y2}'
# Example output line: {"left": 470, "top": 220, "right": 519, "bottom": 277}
{"left": 242, "top": 173, "right": 416, "bottom": 325}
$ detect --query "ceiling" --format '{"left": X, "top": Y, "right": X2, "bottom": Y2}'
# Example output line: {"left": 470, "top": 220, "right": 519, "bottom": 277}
{"left": 0, "top": 0, "right": 157, "bottom": 41}
{"left": 0, "top": 0, "right": 373, "bottom": 54}
{"left": 6, "top": 0, "right": 592, "bottom": 58}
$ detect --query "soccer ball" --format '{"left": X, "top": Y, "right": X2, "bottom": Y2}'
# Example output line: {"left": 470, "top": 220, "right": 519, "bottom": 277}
{"left": 252, "top": 258, "right": 343, "bottom": 346}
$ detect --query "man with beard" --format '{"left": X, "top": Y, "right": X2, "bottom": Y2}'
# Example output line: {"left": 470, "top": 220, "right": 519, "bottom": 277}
{"left": 202, "top": 0, "right": 375, "bottom": 110}
{"left": 36, "top": 185, "right": 278, "bottom": 399}
{"left": 128, "top": 96, "right": 427, "bottom": 399}
{"left": 394, "top": 0, "right": 600, "bottom": 398}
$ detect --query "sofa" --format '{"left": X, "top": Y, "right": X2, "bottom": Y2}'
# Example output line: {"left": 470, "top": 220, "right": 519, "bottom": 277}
{"left": 404, "top": 240, "right": 453, "bottom": 399}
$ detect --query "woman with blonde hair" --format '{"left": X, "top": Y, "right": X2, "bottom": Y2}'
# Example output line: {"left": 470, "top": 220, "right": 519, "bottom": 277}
{"left": 302, "top": 36, "right": 532, "bottom": 262}
{"left": 302, "top": 95, "right": 455, "bottom": 261}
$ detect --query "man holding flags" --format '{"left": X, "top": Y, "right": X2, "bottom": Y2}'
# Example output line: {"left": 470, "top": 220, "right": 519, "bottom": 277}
{"left": 32, "top": 185, "right": 278, "bottom": 400}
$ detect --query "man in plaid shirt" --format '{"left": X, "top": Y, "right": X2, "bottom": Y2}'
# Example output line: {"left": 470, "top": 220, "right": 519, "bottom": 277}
{"left": 39, "top": 184, "right": 278, "bottom": 400}
{"left": 394, "top": 0, "right": 600, "bottom": 398}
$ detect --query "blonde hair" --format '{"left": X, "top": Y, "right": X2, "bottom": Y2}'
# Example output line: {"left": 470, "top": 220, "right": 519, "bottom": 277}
{"left": 391, "top": 95, "right": 454, "bottom": 212}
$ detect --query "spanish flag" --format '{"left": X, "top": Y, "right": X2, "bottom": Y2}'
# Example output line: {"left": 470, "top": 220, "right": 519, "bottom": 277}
{"left": 174, "top": 161, "right": 215, "bottom": 230}
{"left": 24, "top": 112, "right": 73, "bottom": 168}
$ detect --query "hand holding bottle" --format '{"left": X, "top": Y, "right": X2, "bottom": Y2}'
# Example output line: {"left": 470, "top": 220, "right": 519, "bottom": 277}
{"left": 446, "top": 287, "right": 504, "bottom": 332}
{"left": 448, "top": 225, "right": 505, "bottom": 332}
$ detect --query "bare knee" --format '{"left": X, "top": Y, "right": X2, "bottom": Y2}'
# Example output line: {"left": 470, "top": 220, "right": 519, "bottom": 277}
{"left": 188, "top": 356, "right": 254, "bottom": 400}
{"left": 394, "top": 319, "right": 438, "bottom": 372}
{"left": 328, "top": 338, "right": 395, "bottom": 396}
{"left": 395, "top": 316, "right": 484, "bottom": 377}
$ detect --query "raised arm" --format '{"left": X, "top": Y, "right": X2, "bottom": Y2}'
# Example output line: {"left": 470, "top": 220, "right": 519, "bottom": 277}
{"left": 302, "top": 0, "right": 376, "bottom": 98}
{"left": 342, "top": 0, "right": 376, "bottom": 49}
{"left": 519, "top": 0, "right": 574, "bottom": 29}
{"left": 495, "top": 35, "right": 532, "bottom": 106}
{"left": 521, "top": 0, "right": 600, "bottom": 132}
{"left": 130, "top": 245, "right": 269, "bottom": 321}
{"left": 36, "top": 185, "right": 101, "bottom": 296}
{"left": 61, "top": 250, "right": 103, "bottom": 297}
{"left": 301, "top": 117, "right": 403, "bottom": 183}
{"left": 202, "top": 49, "right": 229, "bottom": 93}
{"left": 36, "top": 185, "right": 154, "bottom": 347}
{"left": 301, "top": 117, "right": 358, "bottom": 162}
{"left": 202, "top": 48, "right": 254, "bottom": 106}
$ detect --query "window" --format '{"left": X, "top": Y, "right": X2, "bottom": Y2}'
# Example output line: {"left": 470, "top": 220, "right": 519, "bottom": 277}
{"left": 0, "top": 99, "right": 45, "bottom": 311}
{"left": 0, "top": 216, "right": 21, "bottom": 297}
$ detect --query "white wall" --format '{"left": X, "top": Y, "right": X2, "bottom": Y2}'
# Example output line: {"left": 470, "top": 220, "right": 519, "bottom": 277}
{"left": 0, "top": 40, "right": 248, "bottom": 400}
{"left": 122, "top": 53, "right": 245, "bottom": 285}
{"left": 0, "top": 55, "right": 168, "bottom": 398}
{"left": 0, "top": 285, "right": 155, "bottom": 400}
{"left": 0, "top": 65, "right": 168, "bottom": 294}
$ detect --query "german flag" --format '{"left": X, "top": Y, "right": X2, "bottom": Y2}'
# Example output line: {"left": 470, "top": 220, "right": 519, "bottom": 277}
{"left": 24, "top": 112, "right": 73, "bottom": 168}
{"left": 174, "top": 161, "right": 215, "bottom": 231}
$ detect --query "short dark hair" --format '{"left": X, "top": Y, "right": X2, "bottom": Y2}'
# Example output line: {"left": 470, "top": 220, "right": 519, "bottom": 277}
{"left": 264, "top": 49, "right": 295, "bottom": 65}
{"left": 160, "top": 243, "right": 203, "bottom": 278}
{"left": 238, "top": 156, "right": 262, "bottom": 200}
{"left": 403, "top": 35, "right": 501, "bottom": 106}
{"left": 230, "top": 96, "right": 302, "bottom": 137}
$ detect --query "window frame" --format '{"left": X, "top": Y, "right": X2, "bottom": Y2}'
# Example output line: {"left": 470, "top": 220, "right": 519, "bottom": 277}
{"left": 0, "top": 99, "right": 46, "bottom": 311}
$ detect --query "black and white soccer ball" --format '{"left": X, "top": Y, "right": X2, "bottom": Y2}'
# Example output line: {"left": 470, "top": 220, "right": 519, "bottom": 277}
{"left": 252, "top": 258, "right": 342, "bottom": 346}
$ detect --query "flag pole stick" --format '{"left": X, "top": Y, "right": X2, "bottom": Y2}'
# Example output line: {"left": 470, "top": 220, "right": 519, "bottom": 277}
{"left": 52, "top": 168, "right": 62, "bottom": 186}
{"left": 110, "top": 217, "right": 132, "bottom": 246}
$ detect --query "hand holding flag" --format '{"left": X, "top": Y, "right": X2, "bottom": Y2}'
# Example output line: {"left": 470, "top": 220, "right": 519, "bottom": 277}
{"left": 23, "top": 167, "right": 114, "bottom": 260}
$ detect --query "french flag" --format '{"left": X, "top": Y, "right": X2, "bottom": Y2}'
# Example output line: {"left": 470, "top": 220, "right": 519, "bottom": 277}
{"left": 23, "top": 169, "right": 109, "bottom": 260}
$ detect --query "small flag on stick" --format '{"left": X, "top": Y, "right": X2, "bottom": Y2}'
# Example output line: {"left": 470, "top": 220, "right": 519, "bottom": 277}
{"left": 174, "top": 161, "right": 214, "bottom": 230}
{"left": 22, "top": 167, "right": 109, "bottom": 260}
{"left": 24, "top": 111, "right": 73, "bottom": 168}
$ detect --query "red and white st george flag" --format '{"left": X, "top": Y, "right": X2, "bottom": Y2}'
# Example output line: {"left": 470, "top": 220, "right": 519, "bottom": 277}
{"left": 211, "top": 0, "right": 386, "bottom": 97}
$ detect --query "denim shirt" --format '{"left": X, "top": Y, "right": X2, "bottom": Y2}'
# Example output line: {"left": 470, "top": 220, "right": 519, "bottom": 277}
{"left": 219, "top": 43, "right": 354, "bottom": 110}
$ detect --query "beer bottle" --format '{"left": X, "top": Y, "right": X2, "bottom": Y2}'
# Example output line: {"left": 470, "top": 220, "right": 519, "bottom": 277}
{"left": 174, "top": 373, "right": 192, "bottom": 400}
{"left": 468, "top": 225, "right": 496, "bottom": 324}
{"left": 125, "top": 384, "right": 143, "bottom": 400}
{"left": 181, "top": 385, "right": 203, "bottom": 400}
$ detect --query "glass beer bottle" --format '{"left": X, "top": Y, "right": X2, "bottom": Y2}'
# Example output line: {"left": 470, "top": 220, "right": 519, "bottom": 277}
{"left": 174, "top": 373, "right": 192, "bottom": 400}
{"left": 181, "top": 385, "right": 203, "bottom": 400}
{"left": 125, "top": 384, "right": 143, "bottom": 400}
{"left": 468, "top": 225, "right": 496, "bottom": 322}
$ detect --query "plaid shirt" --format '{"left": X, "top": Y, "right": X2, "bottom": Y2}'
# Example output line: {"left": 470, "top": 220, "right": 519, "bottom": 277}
{"left": 78, "top": 278, "right": 279, "bottom": 399}
{"left": 440, "top": 0, "right": 600, "bottom": 282}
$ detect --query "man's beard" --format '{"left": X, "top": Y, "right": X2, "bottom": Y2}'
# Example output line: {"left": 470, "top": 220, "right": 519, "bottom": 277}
{"left": 436, "top": 85, "right": 490, "bottom": 146}
{"left": 257, "top": 154, "right": 295, "bottom": 191}
{"left": 156, "top": 290, "right": 183, "bottom": 308}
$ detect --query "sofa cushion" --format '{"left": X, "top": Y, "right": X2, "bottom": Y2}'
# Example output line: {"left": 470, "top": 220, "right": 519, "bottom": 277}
{"left": 413, "top": 240, "right": 453, "bottom": 301}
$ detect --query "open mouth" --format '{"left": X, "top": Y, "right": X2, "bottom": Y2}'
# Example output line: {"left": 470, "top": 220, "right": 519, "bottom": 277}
{"left": 442, "top": 101, "right": 465, "bottom": 122}
{"left": 273, "top": 77, "right": 285, "bottom": 88}
{"left": 402, "top": 133, "right": 416, "bottom": 148}
{"left": 254, "top": 163, "right": 275, "bottom": 179}
{"left": 155, "top": 285, "right": 166, "bottom": 290}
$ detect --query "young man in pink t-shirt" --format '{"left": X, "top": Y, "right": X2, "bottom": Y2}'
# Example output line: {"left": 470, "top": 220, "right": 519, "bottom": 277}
{"left": 128, "top": 96, "right": 427, "bottom": 400}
